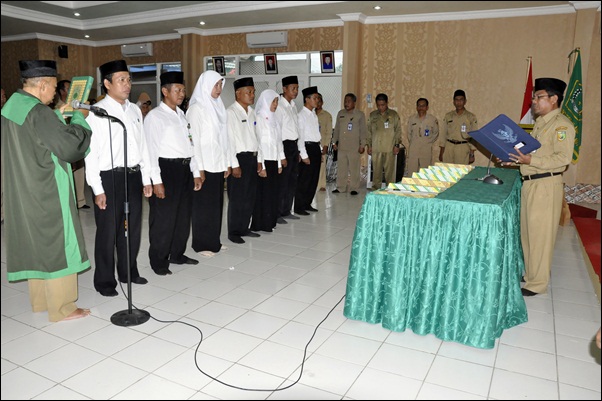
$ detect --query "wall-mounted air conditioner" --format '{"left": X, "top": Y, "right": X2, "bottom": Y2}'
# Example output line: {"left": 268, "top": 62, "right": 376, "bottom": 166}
{"left": 246, "top": 31, "right": 287, "bottom": 48}
{"left": 121, "top": 43, "right": 153, "bottom": 57}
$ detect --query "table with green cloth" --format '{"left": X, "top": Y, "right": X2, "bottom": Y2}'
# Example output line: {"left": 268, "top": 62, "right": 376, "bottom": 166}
{"left": 343, "top": 167, "right": 527, "bottom": 349}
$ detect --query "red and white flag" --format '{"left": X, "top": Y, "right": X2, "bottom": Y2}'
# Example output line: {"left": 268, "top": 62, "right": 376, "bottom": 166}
{"left": 520, "top": 58, "right": 534, "bottom": 125}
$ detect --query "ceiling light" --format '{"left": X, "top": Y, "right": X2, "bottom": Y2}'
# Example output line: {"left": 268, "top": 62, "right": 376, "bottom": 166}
{"left": 199, "top": 21, "right": 206, "bottom": 25}
{"left": 84, "top": 35, "right": 90, "bottom": 38}
{"left": 374, "top": 6, "right": 381, "bottom": 10}
{"left": 74, "top": 12, "right": 80, "bottom": 16}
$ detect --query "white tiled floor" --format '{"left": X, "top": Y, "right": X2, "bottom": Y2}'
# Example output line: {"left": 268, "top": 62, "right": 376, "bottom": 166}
{"left": 2, "top": 184, "right": 601, "bottom": 400}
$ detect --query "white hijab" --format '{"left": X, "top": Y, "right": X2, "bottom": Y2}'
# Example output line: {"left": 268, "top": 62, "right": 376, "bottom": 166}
{"left": 189, "top": 70, "right": 227, "bottom": 124}
{"left": 255, "top": 89, "right": 279, "bottom": 129}
{"left": 188, "top": 70, "right": 227, "bottom": 130}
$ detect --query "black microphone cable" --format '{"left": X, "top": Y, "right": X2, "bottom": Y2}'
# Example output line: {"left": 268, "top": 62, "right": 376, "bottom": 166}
{"left": 120, "top": 288, "right": 346, "bottom": 392}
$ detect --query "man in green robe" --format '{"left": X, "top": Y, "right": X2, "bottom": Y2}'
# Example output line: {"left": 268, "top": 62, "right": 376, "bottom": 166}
{"left": 1, "top": 60, "right": 92, "bottom": 321}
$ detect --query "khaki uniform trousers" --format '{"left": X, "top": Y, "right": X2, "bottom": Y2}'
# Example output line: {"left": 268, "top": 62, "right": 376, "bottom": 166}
{"left": 336, "top": 150, "right": 361, "bottom": 192}
{"left": 28, "top": 274, "right": 78, "bottom": 322}
{"left": 371, "top": 151, "right": 396, "bottom": 190}
{"left": 520, "top": 175, "right": 564, "bottom": 294}
{"left": 442, "top": 142, "right": 471, "bottom": 164}
{"left": 318, "top": 153, "right": 327, "bottom": 190}
{"left": 73, "top": 167, "right": 86, "bottom": 208}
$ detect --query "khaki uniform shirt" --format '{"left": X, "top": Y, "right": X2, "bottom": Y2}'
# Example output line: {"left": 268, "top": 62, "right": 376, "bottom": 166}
{"left": 407, "top": 113, "right": 439, "bottom": 147}
{"left": 440, "top": 109, "right": 478, "bottom": 149}
{"left": 333, "top": 109, "right": 367, "bottom": 152}
{"left": 367, "top": 108, "right": 402, "bottom": 152}
{"left": 520, "top": 108, "right": 575, "bottom": 176}
{"left": 317, "top": 109, "right": 333, "bottom": 147}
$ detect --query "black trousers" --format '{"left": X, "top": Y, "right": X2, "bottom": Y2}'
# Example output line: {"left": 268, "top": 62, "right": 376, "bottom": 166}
{"left": 94, "top": 169, "right": 143, "bottom": 293}
{"left": 192, "top": 171, "right": 224, "bottom": 253}
{"left": 227, "top": 152, "right": 258, "bottom": 236}
{"left": 251, "top": 160, "right": 279, "bottom": 231}
{"left": 278, "top": 140, "right": 299, "bottom": 217}
{"left": 295, "top": 142, "right": 322, "bottom": 212}
{"left": 148, "top": 159, "right": 193, "bottom": 272}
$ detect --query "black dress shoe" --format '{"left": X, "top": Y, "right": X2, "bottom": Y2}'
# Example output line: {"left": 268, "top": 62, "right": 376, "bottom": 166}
{"left": 277, "top": 217, "right": 288, "bottom": 224}
{"left": 243, "top": 231, "right": 260, "bottom": 238}
{"left": 154, "top": 268, "right": 173, "bottom": 276}
{"left": 99, "top": 288, "right": 119, "bottom": 297}
{"left": 78, "top": 204, "right": 90, "bottom": 209}
{"left": 332, "top": 189, "right": 340, "bottom": 193}
{"left": 295, "top": 210, "right": 310, "bottom": 216}
{"left": 120, "top": 276, "right": 148, "bottom": 285}
{"left": 229, "top": 235, "right": 245, "bottom": 244}
{"left": 283, "top": 214, "right": 300, "bottom": 220}
{"left": 306, "top": 206, "right": 318, "bottom": 212}
{"left": 521, "top": 288, "right": 538, "bottom": 297}
{"left": 350, "top": 191, "right": 358, "bottom": 195}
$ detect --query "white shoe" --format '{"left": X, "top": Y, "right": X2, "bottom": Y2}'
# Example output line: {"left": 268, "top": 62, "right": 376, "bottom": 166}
{"left": 220, "top": 245, "right": 228, "bottom": 251}
{"left": 199, "top": 250, "right": 215, "bottom": 257}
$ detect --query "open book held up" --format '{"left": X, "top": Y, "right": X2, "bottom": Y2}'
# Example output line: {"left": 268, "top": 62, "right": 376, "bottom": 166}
{"left": 63, "top": 76, "right": 94, "bottom": 117}
{"left": 468, "top": 114, "right": 541, "bottom": 162}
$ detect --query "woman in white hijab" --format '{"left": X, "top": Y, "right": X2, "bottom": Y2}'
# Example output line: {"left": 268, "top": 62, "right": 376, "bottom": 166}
{"left": 250, "top": 89, "right": 283, "bottom": 232}
{"left": 186, "top": 71, "right": 231, "bottom": 257}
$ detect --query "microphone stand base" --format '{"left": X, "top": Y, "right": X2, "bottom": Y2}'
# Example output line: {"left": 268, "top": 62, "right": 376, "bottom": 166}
{"left": 482, "top": 175, "right": 503, "bottom": 185}
{"left": 111, "top": 309, "right": 150, "bottom": 327}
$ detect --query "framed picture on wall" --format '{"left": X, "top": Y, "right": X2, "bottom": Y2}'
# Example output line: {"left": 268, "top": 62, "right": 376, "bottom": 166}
{"left": 212, "top": 56, "right": 225, "bottom": 76}
{"left": 264, "top": 53, "right": 278, "bottom": 74}
{"left": 320, "top": 51, "right": 335, "bottom": 73}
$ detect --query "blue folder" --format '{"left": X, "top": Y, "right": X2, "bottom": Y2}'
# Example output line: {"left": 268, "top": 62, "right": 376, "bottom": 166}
{"left": 469, "top": 114, "right": 541, "bottom": 162}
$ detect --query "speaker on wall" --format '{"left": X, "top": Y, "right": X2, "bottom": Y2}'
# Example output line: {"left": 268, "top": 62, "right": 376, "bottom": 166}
{"left": 58, "top": 45, "right": 68, "bottom": 59}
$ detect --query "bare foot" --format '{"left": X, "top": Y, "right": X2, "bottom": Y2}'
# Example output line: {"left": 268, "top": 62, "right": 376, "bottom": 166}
{"left": 62, "top": 308, "right": 91, "bottom": 321}
{"left": 199, "top": 250, "right": 215, "bottom": 257}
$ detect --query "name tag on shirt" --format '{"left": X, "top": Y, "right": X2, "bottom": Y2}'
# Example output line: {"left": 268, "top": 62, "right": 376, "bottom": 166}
{"left": 348, "top": 122, "right": 353, "bottom": 131}
{"left": 384, "top": 121, "right": 389, "bottom": 129}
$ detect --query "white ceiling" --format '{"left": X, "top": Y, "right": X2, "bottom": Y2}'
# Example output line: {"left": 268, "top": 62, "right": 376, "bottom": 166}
{"left": 1, "top": 1, "right": 599, "bottom": 46}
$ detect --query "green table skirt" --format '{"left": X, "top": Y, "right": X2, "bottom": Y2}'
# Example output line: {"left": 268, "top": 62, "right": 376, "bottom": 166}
{"left": 344, "top": 167, "right": 527, "bottom": 349}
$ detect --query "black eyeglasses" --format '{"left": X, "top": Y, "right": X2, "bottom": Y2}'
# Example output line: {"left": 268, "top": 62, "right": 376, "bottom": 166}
{"left": 532, "top": 94, "right": 551, "bottom": 100}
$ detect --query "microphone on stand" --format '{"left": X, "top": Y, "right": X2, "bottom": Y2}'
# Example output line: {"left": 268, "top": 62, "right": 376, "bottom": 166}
{"left": 71, "top": 99, "right": 108, "bottom": 116}
{"left": 480, "top": 152, "right": 503, "bottom": 185}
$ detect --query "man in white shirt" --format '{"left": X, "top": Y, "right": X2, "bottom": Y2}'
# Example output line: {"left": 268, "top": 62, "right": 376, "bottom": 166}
{"left": 85, "top": 59, "right": 153, "bottom": 297}
{"left": 275, "top": 75, "right": 301, "bottom": 222}
{"left": 145, "top": 71, "right": 203, "bottom": 276}
{"left": 226, "top": 77, "right": 261, "bottom": 244}
{"left": 294, "top": 86, "right": 322, "bottom": 215}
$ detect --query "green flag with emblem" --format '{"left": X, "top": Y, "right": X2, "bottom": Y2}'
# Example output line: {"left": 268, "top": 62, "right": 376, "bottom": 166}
{"left": 561, "top": 48, "right": 582, "bottom": 164}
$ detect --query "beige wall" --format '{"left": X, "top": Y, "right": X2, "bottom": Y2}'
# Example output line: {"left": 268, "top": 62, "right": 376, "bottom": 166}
{"left": 2, "top": 12, "right": 599, "bottom": 185}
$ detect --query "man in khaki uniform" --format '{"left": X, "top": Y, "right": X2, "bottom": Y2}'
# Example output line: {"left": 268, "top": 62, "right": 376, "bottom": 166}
{"left": 316, "top": 93, "right": 333, "bottom": 191}
{"left": 332, "top": 93, "right": 367, "bottom": 195}
{"left": 367, "top": 93, "right": 402, "bottom": 190}
{"left": 438, "top": 89, "right": 478, "bottom": 164}
{"left": 504, "top": 78, "right": 574, "bottom": 296}
{"left": 405, "top": 97, "right": 439, "bottom": 176}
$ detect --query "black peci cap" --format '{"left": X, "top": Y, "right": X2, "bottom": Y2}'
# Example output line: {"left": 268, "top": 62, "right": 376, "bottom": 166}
{"left": 282, "top": 75, "right": 299, "bottom": 87}
{"left": 18, "top": 60, "right": 57, "bottom": 78}
{"left": 99, "top": 59, "right": 128, "bottom": 78}
{"left": 453, "top": 89, "right": 466, "bottom": 98}
{"left": 534, "top": 78, "right": 567, "bottom": 96}
{"left": 160, "top": 71, "right": 184, "bottom": 86}
{"left": 302, "top": 86, "right": 318, "bottom": 98}
{"left": 233, "top": 77, "right": 254, "bottom": 90}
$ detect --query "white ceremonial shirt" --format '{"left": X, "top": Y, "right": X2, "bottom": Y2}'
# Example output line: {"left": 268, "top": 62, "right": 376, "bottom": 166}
{"left": 144, "top": 102, "right": 200, "bottom": 184}
{"left": 297, "top": 106, "right": 321, "bottom": 160}
{"left": 275, "top": 96, "right": 299, "bottom": 142}
{"left": 255, "top": 114, "right": 284, "bottom": 169}
{"left": 226, "top": 102, "right": 260, "bottom": 168}
{"left": 85, "top": 95, "right": 152, "bottom": 196}
{"left": 186, "top": 102, "right": 230, "bottom": 173}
